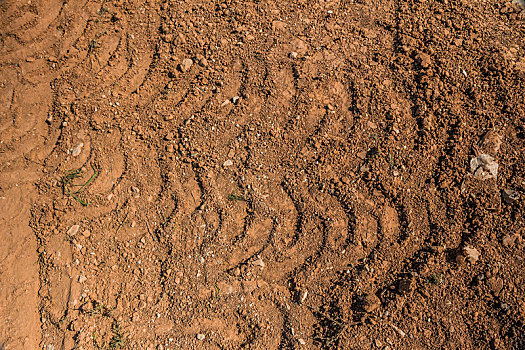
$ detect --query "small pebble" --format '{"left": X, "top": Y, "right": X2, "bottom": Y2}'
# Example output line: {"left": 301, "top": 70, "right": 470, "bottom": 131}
{"left": 72, "top": 143, "right": 84, "bottom": 157}
{"left": 300, "top": 289, "right": 308, "bottom": 304}
{"left": 479, "top": 130, "right": 502, "bottom": 155}
{"left": 514, "top": 0, "right": 525, "bottom": 9}
{"left": 131, "top": 186, "right": 140, "bottom": 198}
{"left": 180, "top": 58, "right": 193, "bottom": 72}
{"left": 391, "top": 324, "right": 406, "bottom": 337}
{"left": 470, "top": 154, "right": 498, "bottom": 180}
{"left": 462, "top": 246, "right": 480, "bottom": 263}
{"left": 196, "top": 54, "right": 208, "bottom": 66}
{"left": 223, "top": 159, "right": 233, "bottom": 167}
{"left": 502, "top": 189, "right": 519, "bottom": 204}
{"left": 360, "top": 293, "right": 381, "bottom": 313}
{"left": 67, "top": 225, "right": 80, "bottom": 236}
{"left": 502, "top": 234, "right": 519, "bottom": 247}
{"left": 253, "top": 257, "right": 265, "bottom": 268}
{"left": 196, "top": 333, "right": 205, "bottom": 341}
{"left": 417, "top": 52, "right": 431, "bottom": 68}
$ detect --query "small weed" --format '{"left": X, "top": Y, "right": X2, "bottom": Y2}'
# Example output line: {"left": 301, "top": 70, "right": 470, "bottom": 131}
{"left": 88, "top": 30, "right": 107, "bottom": 54}
{"left": 87, "top": 301, "right": 113, "bottom": 317}
{"left": 212, "top": 283, "right": 221, "bottom": 300}
{"left": 37, "top": 251, "right": 45, "bottom": 275}
{"left": 61, "top": 167, "right": 98, "bottom": 206}
{"left": 387, "top": 153, "right": 394, "bottom": 168}
{"left": 228, "top": 193, "right": 245, "bottom": 201}
{"left": 88, "top": 301, "right": 122, "bottom": 349}
{"left": 387, "top": 152, "right": 401, "bottom": 169}
{"left": 428, "top": 274, "right": 443, "bottom": 285}
{"left": 92, "top": 331, "right": 102, "bottom": 349}
{"left": 98, "top": 6, "right": 108, "bottom": 15}
{"left": 88, "top": 39, "right": 100, "bottom": 53}
{"left": 115, "top": 212, "right": 129, "bottom": 234}
{"left": 109, "top": 320, "right": 124, "bottom": 349}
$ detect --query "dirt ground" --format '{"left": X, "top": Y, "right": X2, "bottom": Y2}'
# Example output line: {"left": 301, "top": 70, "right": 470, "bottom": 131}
{"left": 1, "top": 0, "right": 525, "bottom": 349}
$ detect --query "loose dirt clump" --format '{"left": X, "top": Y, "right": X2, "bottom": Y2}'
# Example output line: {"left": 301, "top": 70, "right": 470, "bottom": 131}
{"left": 1, "top": 0, "right": 525, "bottom": 349}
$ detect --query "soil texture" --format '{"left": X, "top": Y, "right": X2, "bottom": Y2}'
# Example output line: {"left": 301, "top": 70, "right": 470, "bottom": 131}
{"left": 1, "top": 0, "right": 525, "bottom": 349}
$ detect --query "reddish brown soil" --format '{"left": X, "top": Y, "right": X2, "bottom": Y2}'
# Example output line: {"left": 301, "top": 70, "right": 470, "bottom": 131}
{"left": 1, "top": 0, "right": 525, "bottom": 349}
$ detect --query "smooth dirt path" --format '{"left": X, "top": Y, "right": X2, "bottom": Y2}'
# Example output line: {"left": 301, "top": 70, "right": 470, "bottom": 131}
{"left": 1, "top": 1, "right": 94, "bottom": 348}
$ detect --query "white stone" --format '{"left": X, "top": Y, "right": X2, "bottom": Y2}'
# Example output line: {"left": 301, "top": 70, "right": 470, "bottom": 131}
{"left": 67, "top": 224, "right": 80, "bottom": 236}
{"left": 470, "top": 154, "right": 498, "bottom": 180}
{"left": 72, "top": 143, "right": 84, "bottom": 157}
